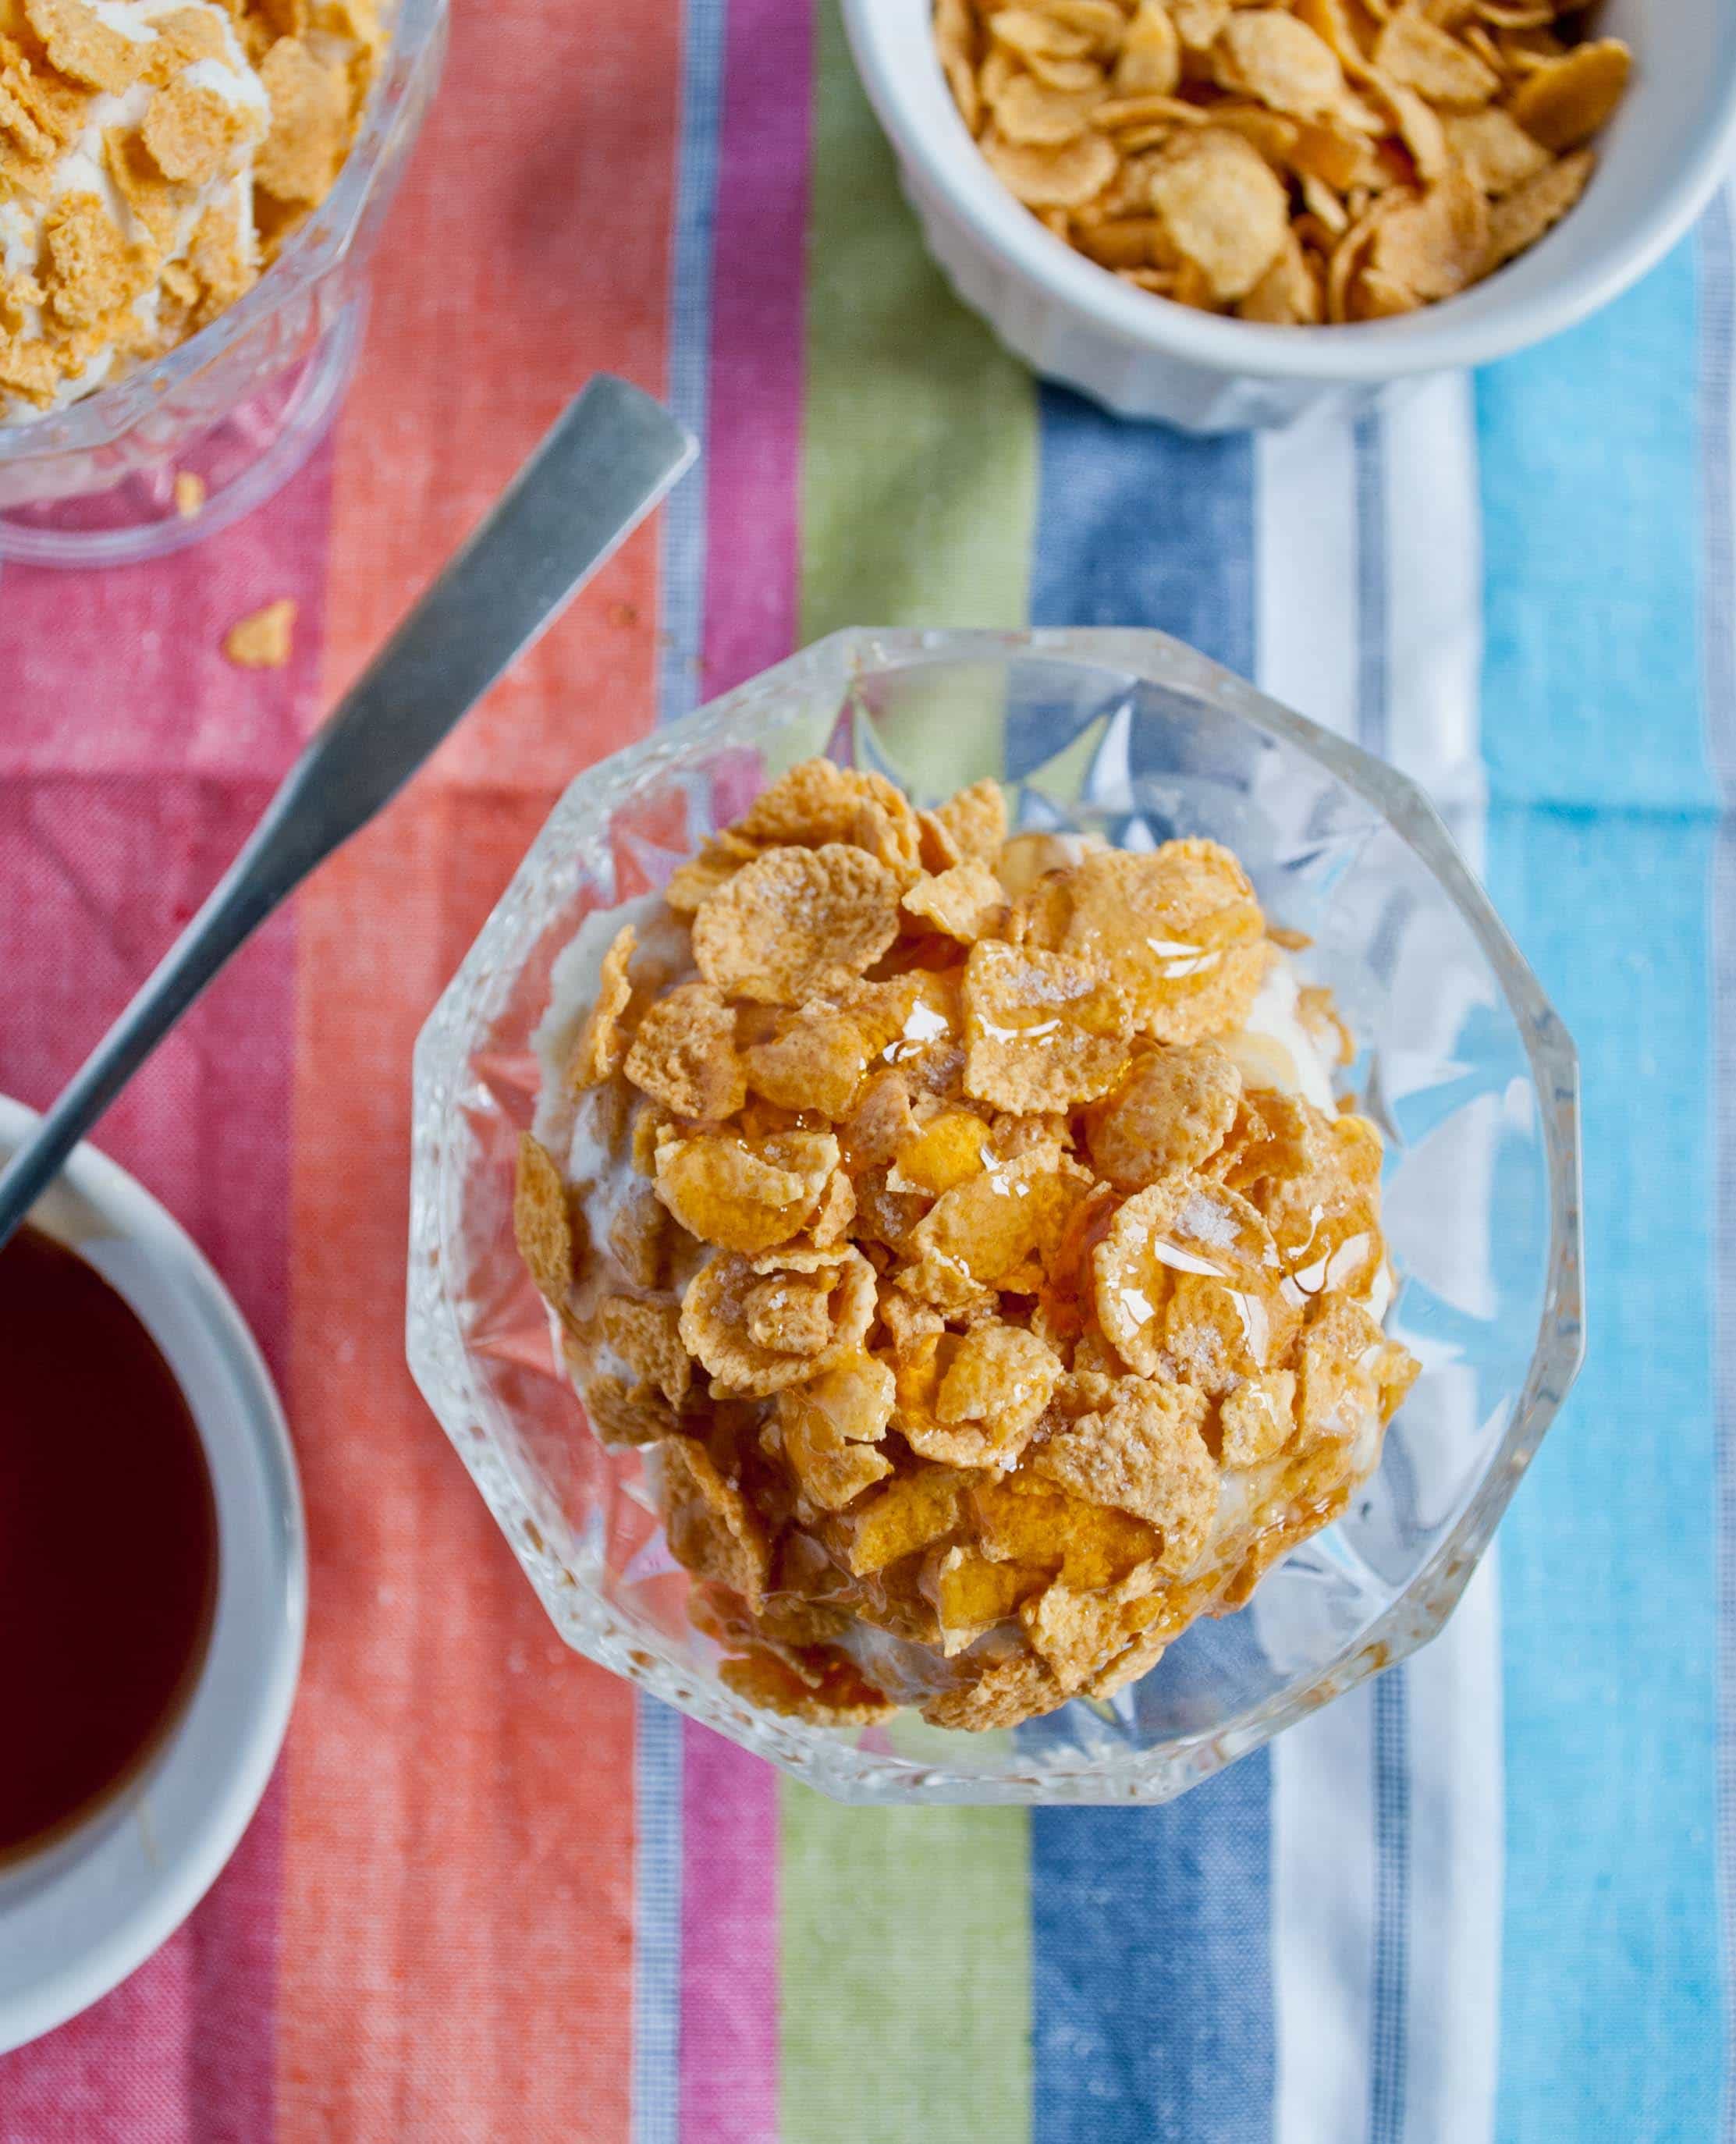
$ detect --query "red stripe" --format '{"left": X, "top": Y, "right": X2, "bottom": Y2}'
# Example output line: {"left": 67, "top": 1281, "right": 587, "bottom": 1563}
{"left": 0, "top": 446, "right": 328, "bottom": 2131}
{"left": 275, "top": 0, "right": 679, "bottom": 2130}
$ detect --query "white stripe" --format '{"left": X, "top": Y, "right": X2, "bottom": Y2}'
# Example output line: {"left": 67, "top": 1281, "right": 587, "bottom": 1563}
{"left": 1256, "top": 406, "right": 1360, "bottom": 741}
{"left": 1259, "top": 401, "right": 1378, "bottom": 2144}
{"left": 1261, "top": 372, "right": 1500, "bottom": 2144}
{"left": 1400, "top": 1557, "right": 1503, "bottom": 2144}
{"left": 1379, "top": 371, "right": 1501, "bottom": 2144}
{"left": 1273, "top": 1683, "right": 1378, "bottom": 2144}
{"left": 1382, "top": 374, "right": 1487, "bottom": 833}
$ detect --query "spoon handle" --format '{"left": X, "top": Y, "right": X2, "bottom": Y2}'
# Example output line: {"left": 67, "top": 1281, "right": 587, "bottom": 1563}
{"left": 0, "top": 374, "right": 694, "bottom": 1247}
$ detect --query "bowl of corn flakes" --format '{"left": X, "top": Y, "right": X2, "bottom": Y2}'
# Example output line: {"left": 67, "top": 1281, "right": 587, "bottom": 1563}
{"left": 843, "top": 0, "right": 1736, "bottom": 430}
{"left": 0, "top": 0, "right": 446, "bottom": 563}
{"left": 407, "top": 628, "right": 1582, "bottom": 1806}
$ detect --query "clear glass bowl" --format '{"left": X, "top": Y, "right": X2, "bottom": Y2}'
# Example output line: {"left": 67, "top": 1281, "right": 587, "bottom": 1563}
{"left": 0, "top": 0, "right": 446, "bottom": 566}
{"left": 407, "top": 628, "right": 1584, "bottom": 1806}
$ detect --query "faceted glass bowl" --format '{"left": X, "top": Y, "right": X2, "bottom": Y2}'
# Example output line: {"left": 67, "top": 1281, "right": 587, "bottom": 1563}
{"left": 0, "top": 0, "right": 446, "bottom": 565}
{"left": 407, "top": 628, "right": 1583, "bottom": 1806}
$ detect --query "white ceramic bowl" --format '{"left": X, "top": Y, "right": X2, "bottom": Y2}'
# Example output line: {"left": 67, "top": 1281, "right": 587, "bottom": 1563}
{"left": 0, "top": 1099, "right": 304, "bottom": 2055}
{"left": 843, "top": 0, "right": 1736, "bottom": 430}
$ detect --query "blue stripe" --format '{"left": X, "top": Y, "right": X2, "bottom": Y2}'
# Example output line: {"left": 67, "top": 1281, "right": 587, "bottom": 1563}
{"left": 1367, "top": 1669, "right": 1409, "bottom": 2144}
{"left": 1701, "top": 186, "right": 1736, "bottom": 2144}
{"left": 655, "top": 0, "right": 726, "bottom": 730}
{"left": 1353, "top": 410, "right": 1388, "bottom": 761}
{"left": 1479, "top": 242, "right": 1716, "bottom": 815}
{"left": 632, "top": 5, "right": 724, "bottom": 2136}
{"left": 1029, "top": 387, "right": 1256, "bottom": 672}
{"left": 1479, "top": 236, "right": 1723, "bottom": 2142}
{"left": 630, "top": 1695, "right": 684, "bottom": 2144}
{"left": 1028, "top": 385, "right": 1271, "bottom": 2144}
{"left": 1354, "top": 399, "right": 1409, "bottom": 2144}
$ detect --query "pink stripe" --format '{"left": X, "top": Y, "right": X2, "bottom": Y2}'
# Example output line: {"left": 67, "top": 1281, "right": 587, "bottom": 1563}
{"left": 679, "top": 2, "right": 812, "bottom": 2135}
{"left": 678, "top": 1727, "right": 780, "bottom": 2144}
{"left": 0, "top": 445, "right": 332, "bottom": 2138}
{"left": 699, "top": 0, "right": 814, "bottom": 705}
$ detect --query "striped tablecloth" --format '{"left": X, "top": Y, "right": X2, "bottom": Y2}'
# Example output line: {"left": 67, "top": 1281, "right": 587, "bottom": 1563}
{"left": 0, "top": 3, "right": 1727, "bottom": 2137}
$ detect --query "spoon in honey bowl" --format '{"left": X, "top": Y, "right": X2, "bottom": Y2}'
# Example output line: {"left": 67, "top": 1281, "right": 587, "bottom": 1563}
{"left": 0, "top": 374, "right": 695, "bottom": 1251}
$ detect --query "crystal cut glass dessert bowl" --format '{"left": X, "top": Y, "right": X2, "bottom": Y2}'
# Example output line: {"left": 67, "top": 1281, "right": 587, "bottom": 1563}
{"left": 0, "top": 0, "right": 446, "bottom": 566}
{"left": 407, "top": 627, "right": 1582, "bottom": 1806}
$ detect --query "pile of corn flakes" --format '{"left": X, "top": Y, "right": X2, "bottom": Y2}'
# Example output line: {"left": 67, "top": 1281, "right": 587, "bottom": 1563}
{"left": 0, "top": 0, "right": 381, "bottom": 414}
{"left": 517, "top": 761, "right": 1418, "bottom": 1730}
{"left": 934, "top": 0, "right": 1631, "bottom": 323}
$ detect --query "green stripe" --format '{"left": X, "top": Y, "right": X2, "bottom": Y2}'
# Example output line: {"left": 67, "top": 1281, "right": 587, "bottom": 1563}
{"left": 779, "top": 9, "right": 1037, "bottom": 2142}
{"left": 798, "top": 0, "right": 1037, "bottom": 642}
{"left": 778, "top": 1790, "right": 1032, "bottom": 2144}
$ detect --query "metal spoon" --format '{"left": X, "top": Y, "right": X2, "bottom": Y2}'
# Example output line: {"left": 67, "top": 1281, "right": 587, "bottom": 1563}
{"left": 0, "top": 374, "right": 695, "bottom": 1249}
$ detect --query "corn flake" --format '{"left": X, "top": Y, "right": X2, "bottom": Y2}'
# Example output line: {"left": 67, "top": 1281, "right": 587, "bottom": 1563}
{"left": 776, "top": 1352, "right": 896, "bottom": 1511}
{"left": 256, "top": 34, "right": 350, "bottom": 204}
{"left": 1508, "top": 37, "right": 1628, "bottom": 152}
{"left": 1031, "top": 1375, "right": 1216, "bottom": 1567}
{"left": 655, "top": 1127, "right": 836, "bottom": 1255}
{"left": 23, "top": 0, "right": 142, "bottom": 91}
{"left": 1093, "top": 1173, "right": 1301, "bottom": 1389}
{"left": 962, "top": 939, "right": 1134, "bottom": 1109}
{"left": 681, "top": 1247, "right": 876, "bottom": 1397}
{"left": 907, "top": 1146, "right": 1091, "bottom": 1295}
{"left": 742, "top": 1002, "right": 872, "bottom": 1117}
{"left": 1021, "top": 1574, "right": 1169, "bottom": 1692}
{"left": 887, "top": 1107, "right": 990, "bottom": 1197}
{"left": 1219, "top": 1368, "right": 1297, "bottom": 1467}
{"left": 692, "top": 843, "right": 901, "bottom": 1006}
{"left": 1443, "top": 105, "right": 1550, "bottom": 195}
{"left": 921, "top": 1651, "right": 1065, "bottom": 1730}
{"left": 1147, "top": 128, "right": 1290, "bottom": 301}
{"left": 659, "top": 1435, "right": 771, "bottom": 1605}
{"left": 846, "top": 1464, "right": 967, "bottom": 1576}
{"left": 720, "top": 1646, "right": 896, "bottom": 1726}
{"left": 1085, "top": 1042, "right": 1242, "bottom": 1190}
{"left": 580, "top": 1369, "right": 678, "bottom": 1448}
{"left": 1213, "top": 10, "right": 1351, "bottom": 124}
{"left": 514, "top": 1133, "right": 581, "bottom": 1308}
{"left": 1116, "top": 0, "right": 1179, "bottom": 95}
{"left": 1372, "top": 9, "right": 1499, "bottom": 108}
{"left": 598, "top": 1297, "right": 690, "bottom": 1409}
{"left": 928, "top": 1545, "right": 1049, "bottom": 1652}
{"left": 972, "top": 1474, "right": 1160, "bottom": 1589}
{"left": 222, "top": 595, "right": 296, "bottom": 670}
{"left": 568, "top": 923, "right": 637, "bottom": 1092}
{"left": 1025, "top": 839, "right": 1267, "bottom": 1043}
{"left": 622, "top": 979, "right": 744, "bottom": 1121}
{"left": 1486, "top": 147, "right": 1592, "bottom": 269}
{"left": 981, "top": 122, "right": 1117, "bottom": 208}
{"left": 142, "top": 73, "right": 257, "bottom": 185}
{"left": 902, "top": 861, "right": 1008, "bottom": 944}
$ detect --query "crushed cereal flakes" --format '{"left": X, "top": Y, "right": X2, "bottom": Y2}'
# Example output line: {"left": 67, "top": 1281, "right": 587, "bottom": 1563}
{"left": 0, "top": 0, "right": 381, "bottom": 424}
{"left": 522, "top": 760, "right": 1418, "bottom": 1729}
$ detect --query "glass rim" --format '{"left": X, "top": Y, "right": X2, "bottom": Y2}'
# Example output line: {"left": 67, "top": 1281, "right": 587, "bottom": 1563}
{"left": 0, "top": 0, "right": 448, "bottom": 465}
{"left": 408, "top": 625, "right": 1585, "bottom": 1804}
